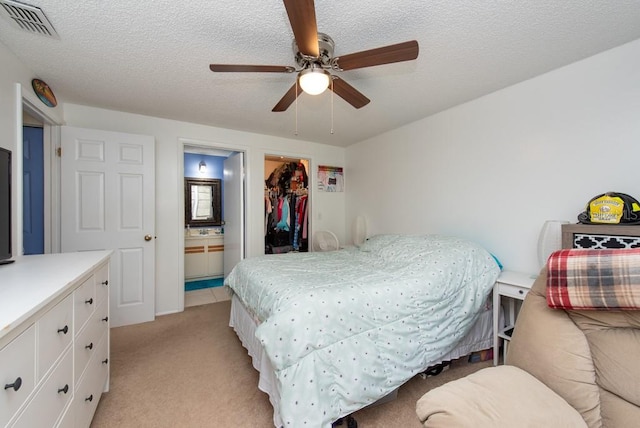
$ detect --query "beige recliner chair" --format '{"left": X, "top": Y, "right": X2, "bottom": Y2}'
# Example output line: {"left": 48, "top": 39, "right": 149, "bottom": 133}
{"left": 416, "top": 268, "right": 640, "bottom": 427}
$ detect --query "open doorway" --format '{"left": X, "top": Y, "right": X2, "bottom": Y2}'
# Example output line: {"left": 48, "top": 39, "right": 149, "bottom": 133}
{"left": 183, "top": 144, "right": 245, "bottom": 308}
{"left": 20, "top": 96, "right": 59, "bottom": 257}
{"left": 264, "top": 154, "right": 310, "bottom": 254}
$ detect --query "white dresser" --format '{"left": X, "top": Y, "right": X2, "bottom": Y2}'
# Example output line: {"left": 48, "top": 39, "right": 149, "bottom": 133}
{"left": 0, "top": 251, "right": 112, "bottom": 428}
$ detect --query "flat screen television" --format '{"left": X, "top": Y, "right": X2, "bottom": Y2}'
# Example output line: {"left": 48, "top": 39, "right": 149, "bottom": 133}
{"left": 0, "top": 148, "right": 12, "bottom": 264}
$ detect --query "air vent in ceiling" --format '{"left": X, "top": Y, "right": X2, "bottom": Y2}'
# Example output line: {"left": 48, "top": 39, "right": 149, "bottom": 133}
{"left": 0, "top": 0, "right": 58, "bottom": 38}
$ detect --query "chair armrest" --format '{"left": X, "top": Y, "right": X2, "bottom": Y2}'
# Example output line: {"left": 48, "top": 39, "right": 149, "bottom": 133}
{"left": 415, "top": 366, "right": 587, "bottom": 428}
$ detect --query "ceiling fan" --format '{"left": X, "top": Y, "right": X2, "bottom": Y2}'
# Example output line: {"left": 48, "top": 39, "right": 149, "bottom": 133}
{"left": 209, "top": 0, "right": 419, "bottom": 112}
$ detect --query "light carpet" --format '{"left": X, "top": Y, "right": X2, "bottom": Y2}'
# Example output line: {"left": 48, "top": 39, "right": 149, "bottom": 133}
{"left": 91, "top": 301, "right": 491, "bottom": 427}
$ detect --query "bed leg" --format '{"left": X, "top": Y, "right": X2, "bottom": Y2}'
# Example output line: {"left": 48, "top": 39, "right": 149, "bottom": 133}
{"left": 346, "top": 415, "right": 357, "bottom": 428}
{"left": 332, "top": 415, "right": 357, "bottom": 428}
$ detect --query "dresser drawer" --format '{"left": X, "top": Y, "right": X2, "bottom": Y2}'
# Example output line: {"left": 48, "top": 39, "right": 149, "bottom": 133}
{"left": 37, "top": 294, "right": 73, "bottom": 381}
{"left": 10, "top": 347, "right": 73, "bottom": 428}
{"left": 91, "top": 333, "right": 109, "bottom": 391}
{"left": 0, "top": 326, "right": 36, "bottom": 427}
{"left": 55, "top": 404, "right": 74, "bottom": 428}
{"left": 74, "top": 275, "right": 96, "bottom": 333}
{"left": 74, "top": 335, "right": 109, "bottom": 428}
{"left": 74, "top": 303, "right": 108, "bottom": 384}
{"left": 95, "top": 263, "right": 110, "bottom": 306}
{"left": 496, "top": 282, "right": 530, "bottom": 300}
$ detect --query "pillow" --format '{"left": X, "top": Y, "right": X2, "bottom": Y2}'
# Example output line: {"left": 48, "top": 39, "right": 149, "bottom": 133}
{"left": 359, "top": 234, "right": 438, "bottom": 261}
{"left": 359, "top": 234, "right": 402, "bottom": 254}
{"left": 359, "top": 234, "right": 474, "bottom": 264}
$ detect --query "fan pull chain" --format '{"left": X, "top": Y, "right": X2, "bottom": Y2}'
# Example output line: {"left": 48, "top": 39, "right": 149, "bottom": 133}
{"left": 294, "top": 80, "right": 299, "bottom": 136}
{"left": 330, "top": 78, "right": 334, "bottom": 134}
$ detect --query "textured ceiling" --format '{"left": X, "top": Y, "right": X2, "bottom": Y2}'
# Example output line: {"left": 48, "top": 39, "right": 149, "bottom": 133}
{"left": 2, "top": 1, "right": 640, "bottom": 147}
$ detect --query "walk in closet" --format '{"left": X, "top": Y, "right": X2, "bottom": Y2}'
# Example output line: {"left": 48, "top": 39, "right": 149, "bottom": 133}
{"left": 264, "top": 155, "right": 310, "bottom": 254}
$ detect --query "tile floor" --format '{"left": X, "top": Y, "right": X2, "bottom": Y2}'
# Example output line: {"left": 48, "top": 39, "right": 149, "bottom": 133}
{"left": 185, "top": 286, "right": 231, "bottom": 307}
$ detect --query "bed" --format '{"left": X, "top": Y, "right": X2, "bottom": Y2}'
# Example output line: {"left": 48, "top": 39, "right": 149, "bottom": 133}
{"left": 225, "top": 234, "right": 501, "bottom": 427}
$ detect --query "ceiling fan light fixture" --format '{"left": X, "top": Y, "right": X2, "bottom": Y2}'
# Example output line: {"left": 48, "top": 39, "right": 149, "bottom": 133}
{"left": 298, "top": 68, "right": 330, "bottom": 95}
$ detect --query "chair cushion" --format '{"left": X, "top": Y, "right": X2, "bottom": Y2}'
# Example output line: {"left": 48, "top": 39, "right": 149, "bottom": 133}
{"left": 415, "top": 366, "right": 587, "bottom": 428}
{"left": 568, "top": 309, "right": 640, "bottom": 426}
{"left": 508, "top": 271, "right": 602, "bottom": 427}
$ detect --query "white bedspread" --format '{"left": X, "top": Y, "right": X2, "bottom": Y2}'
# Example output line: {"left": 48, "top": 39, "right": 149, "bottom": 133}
{"left": 225, "top": 234, "right": 500, "bottom": 427}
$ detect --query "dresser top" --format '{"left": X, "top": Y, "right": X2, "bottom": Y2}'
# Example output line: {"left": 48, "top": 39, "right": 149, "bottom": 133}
{"left": 0, "top": 251, "right": 112, "bottom": 342}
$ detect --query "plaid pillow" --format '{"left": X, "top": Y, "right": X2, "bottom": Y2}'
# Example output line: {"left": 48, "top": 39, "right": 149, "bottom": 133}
{"left": 546, "top": 248, "right": 640, "bottom": 310}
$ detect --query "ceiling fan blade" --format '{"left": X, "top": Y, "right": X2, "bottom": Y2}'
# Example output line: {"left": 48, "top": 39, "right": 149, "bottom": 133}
{"left": 210, "top": 64, "right": 295, "bottom": 73}
{"left": 283, "top": 0, "right": 319, "bottom": 57}
{"left": 334, "top": 40, "right": 419, "bottom": 71}
{"left": 330, "top": 77, "right": 370, "bottom": 109}
{"left": 272, "top": 83, "right": 301, "bottom": 112}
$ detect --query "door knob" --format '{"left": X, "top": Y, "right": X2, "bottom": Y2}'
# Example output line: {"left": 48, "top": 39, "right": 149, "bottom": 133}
{"left": 144, "top": 234, "right": 153, "bottom": 241}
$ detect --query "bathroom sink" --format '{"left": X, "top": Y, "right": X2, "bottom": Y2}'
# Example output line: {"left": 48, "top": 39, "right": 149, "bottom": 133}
{"left": 186, "top": 229, "right": 221, "bottom": 237}
{"left": 187, "top": 229, "right": 207, "bottom": 237}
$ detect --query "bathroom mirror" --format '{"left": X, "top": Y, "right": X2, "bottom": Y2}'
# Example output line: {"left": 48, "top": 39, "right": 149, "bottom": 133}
{"left": 185, "top": 178, "right": 222, "bottom": 227}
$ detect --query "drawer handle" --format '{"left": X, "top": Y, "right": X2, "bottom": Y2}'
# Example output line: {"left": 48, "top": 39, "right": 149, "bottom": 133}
{"left": 85, "top": 298, "right": 94, "bottom": 305}
{"left": 102, "top": 316, "right": 109, "bottom": 323}
{"left": 85, "top": 394, "right": 93, "bottom": 402}
{"left": 4, "top": 377, "right": 22, "bottom": 391}
{"left": 518, "top": 290, "right": 524, "bottom": 295}
{"left": 58, "top": 384, "right": 69, "bottom": 394}
{"left": 57, "top": 325, "right": 69, "bottom": 335}
{"left": 102, "top": 280, "right": 109, "bottom": 286}
{"left": 85, "top": 342, "right": 93, "bottom": 350}
{"left": 102, "top": 358, "right": 109, "bottom": 365}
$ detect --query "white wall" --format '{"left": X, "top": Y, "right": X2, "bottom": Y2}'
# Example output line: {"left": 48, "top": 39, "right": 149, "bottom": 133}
{"left": 0, "top": 39, "right": 345, "bottom": 317}
{"left": 345, "top": 38, "right": 640, "bottom": 275}
{"left": 62, "top": 104, "right": 345, "bottom": 315}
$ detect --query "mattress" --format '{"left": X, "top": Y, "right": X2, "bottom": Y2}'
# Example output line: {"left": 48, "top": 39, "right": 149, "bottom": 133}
{"left": 229, "top": 293, "right": 495, "bottom": 428}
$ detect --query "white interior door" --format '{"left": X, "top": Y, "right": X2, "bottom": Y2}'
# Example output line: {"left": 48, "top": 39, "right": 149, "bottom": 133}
{"left": 223, "top": 152, "right": 244, "bottom": 277}
{"left": 60, "top": 126, "right": 155, "bottom": 327}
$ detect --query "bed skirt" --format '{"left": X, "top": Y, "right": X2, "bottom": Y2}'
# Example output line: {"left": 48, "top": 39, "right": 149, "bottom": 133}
{"left": 229, "top": 294, "right": 494, "bottom": 427}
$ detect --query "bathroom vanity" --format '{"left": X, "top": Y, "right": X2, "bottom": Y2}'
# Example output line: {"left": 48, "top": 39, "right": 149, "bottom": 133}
{"left": 185, "top": 231, "right": 224, "bottom": 280}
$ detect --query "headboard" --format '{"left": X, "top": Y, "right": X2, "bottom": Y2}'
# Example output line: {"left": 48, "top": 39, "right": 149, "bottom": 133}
{"left": 561, "top": 224, "right": 640, "bottom": 249}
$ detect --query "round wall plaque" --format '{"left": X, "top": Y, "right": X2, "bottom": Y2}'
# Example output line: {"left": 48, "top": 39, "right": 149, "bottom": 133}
{"left": 31, "top": 78, "right": 57, "bottom": 107}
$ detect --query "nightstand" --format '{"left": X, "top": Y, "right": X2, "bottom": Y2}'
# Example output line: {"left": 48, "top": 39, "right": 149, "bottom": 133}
{"left": 492, "top": 270, "right": 536, "bottom": 365}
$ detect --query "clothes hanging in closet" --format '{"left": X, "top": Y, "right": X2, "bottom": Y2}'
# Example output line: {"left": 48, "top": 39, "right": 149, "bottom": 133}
{"left": 265, "top": 162, "right": 308, "bottom": 254}
{"left": 265, "top": 191, "right": 308, "bottom": 253}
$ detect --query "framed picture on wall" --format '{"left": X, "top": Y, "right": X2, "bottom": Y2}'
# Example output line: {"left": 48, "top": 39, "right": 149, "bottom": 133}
{"left": 317, "top": 165, "right": 344, "bottom": 192}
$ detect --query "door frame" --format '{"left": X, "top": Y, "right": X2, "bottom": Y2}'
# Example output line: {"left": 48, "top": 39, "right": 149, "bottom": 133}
{"left": 18, "top": 84, "right": 63, "bottom": 256}
{"left": 178, "top": 138, "right": 249, "bottom": 309}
